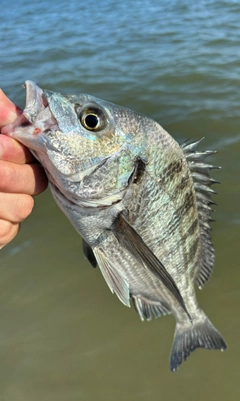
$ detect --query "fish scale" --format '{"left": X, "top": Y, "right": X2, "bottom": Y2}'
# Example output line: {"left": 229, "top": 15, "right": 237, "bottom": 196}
{"left": 135, "top": 175, "right": 192, "bottom": 289}
{"left": 2, "top": 80, "right": 227, "bottom": 371}
{"left": 139, "top": 135, "right": 199, "bottom": 282}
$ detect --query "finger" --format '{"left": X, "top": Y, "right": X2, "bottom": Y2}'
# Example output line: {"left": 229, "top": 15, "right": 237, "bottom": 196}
{"left": 0, "top": 193, "right": 34, "bottom": 223}
{"left": 0, "top": 220, "right": 20, "bottom": 248}
{"left": 0, "top": 89, "right": 22, "bottom": 128}
{"left": 0, "top": 135, "right": 34, "bottom": 164}
{"left": 0, "top": 160, "right": 48, "bottom": 196}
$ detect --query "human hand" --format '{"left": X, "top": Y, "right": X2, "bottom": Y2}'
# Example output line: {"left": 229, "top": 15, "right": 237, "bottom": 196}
{"left": 0, "top": 89, "right": 48, "bottom": 248}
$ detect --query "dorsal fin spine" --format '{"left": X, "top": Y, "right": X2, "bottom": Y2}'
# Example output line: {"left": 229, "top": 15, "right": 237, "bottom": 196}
{"left": 181, "top": 138, "right": 219, "bottom": 289}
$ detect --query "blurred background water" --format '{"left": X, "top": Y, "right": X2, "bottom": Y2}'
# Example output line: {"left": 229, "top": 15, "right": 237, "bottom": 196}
{"left": 0, "top": 0, "right": 240, "bottom": 400}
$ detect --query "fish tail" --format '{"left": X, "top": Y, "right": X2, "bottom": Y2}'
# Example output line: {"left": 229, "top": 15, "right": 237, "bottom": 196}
{"left": 170, "top": 313, "right": 227, "bottom": 372}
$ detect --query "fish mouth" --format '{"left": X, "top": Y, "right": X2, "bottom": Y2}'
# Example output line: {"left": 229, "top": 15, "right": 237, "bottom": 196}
{"left": 23, "top": 80, "right": 49, "bottom": 123}
{"left": 2, "top": 80, "right": 55, "bottom": 136}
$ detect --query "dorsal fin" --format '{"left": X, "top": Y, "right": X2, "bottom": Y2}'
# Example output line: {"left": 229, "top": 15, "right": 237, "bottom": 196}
{"left": 181, "top": 138, "right": 220, "bottom": 289}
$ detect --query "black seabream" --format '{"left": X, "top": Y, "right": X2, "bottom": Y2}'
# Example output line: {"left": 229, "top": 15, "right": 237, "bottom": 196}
{"left": 2, "top": 81, "right": 227, "bottom": 371}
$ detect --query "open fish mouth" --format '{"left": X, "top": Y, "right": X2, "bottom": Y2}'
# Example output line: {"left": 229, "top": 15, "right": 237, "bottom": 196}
{"left": 22, "top": 80, "right": 49, "bottom": 123}
{"left": 2, "top": 80, "right": 57, "bottom": 137}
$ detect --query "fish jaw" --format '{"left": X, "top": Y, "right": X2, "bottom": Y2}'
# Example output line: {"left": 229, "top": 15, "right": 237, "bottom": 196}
{"left": 1, "top": 80, "right": 57, "bottom": 153}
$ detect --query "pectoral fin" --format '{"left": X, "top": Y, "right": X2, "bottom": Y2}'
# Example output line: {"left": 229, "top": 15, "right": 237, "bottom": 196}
{"left": 111, "top": 212, "right": 191, "bottom": 320}
{"left": 82, "top": 239, "right": 97, "bottom": 268}
{"left": 93, "top": 247, "right": 130, "bottom": 307}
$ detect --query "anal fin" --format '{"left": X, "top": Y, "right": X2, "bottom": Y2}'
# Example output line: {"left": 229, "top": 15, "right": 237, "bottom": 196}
{"left": 132, "top": 295, "right": 171, "bottom": 321}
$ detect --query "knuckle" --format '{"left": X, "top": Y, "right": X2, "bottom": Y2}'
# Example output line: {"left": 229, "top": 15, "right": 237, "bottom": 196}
{"left": 0, "top": 162, "right": 12, "bottom": 191}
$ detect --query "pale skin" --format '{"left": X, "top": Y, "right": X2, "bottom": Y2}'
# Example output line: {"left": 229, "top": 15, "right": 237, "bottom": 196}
{"left": 0, "top": 89, "right": 48, "bottom": 248}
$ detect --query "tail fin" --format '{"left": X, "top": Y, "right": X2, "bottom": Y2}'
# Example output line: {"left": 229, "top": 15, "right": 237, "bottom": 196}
{"left": 170, "top": 315, "right": 227, "bottom": 372}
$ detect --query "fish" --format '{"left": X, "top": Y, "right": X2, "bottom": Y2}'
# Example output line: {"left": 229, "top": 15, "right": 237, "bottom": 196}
{"left": 2, "top": 80, "right": 227, "bottom": 371}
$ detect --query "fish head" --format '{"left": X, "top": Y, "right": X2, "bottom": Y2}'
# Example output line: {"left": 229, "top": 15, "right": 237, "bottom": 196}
{"left": 2, "top": 81, "right": 147, "bottom": 206}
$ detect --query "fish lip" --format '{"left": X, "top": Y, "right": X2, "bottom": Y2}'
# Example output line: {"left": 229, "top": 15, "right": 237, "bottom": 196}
{"left": 23, "top": 80, "right": 48, "bottom": 123}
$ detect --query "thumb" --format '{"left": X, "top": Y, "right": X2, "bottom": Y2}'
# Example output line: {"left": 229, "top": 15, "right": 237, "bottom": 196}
{"left": 0, "top": 89, "right": 22, "bottom": 128}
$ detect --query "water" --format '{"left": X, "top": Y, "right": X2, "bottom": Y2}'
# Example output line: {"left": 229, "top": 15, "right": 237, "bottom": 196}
{"left": 1, "top": 0, "right": 240, "bottom": 400}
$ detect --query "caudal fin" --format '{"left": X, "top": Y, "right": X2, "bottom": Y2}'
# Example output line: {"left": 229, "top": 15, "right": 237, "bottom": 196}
{"left": 170, "top": 315, "right": 227, "bottom": 372}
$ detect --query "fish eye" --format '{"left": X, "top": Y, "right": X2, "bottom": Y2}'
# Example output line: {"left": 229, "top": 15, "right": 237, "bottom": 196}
{"left": 75, "top": 105, "right": 107, "bottom": 131}
{"left": 84, "top": 114, "right": 99, "bottom": 130}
